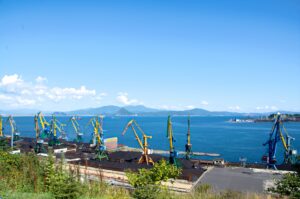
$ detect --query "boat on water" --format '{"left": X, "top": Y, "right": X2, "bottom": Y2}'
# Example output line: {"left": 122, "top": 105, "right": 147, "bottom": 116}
{"left": 229, "top": 118, "right": 254, "bottom": 123}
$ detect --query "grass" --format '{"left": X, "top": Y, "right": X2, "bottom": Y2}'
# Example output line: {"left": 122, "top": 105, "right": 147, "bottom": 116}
{"left": 0, "top": 150, "right": 278, "bottom": 199}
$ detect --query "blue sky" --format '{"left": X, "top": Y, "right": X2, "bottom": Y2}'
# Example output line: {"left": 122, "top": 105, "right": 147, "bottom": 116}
{"left": 0, "top": 0, "right": 299, "bottom": 112}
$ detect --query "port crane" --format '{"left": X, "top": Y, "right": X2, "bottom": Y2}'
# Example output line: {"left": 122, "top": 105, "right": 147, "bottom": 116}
{"left": 0, "top": 115, "right": 8, "bottom": 150}
{"left": 167, "top": 116, "right": 178, "bottom": 166}
{"left": 262, "top": 113, "right": 298, "bottom": 169}
{"left": 0, "top": 115, "right": 3, "bottom": 137}
{"left": 68, "top": 116, "right": 83, "bottom": 143}
{"left": 34, "top": 112, "right": 51, "bottom": 153}
{"left": 122, "top": 119, "right": 154, "bottom": 165}
{"left": 6, "top": 115, "right": 21, "bottom": 149}
{"left": 37, "top": 112, "right": 50, "bottom": 139}
{"left": 185, "top": 116, "right": 192, "bottom": 160}
{"left": 34, "top": 115, "right": 46, "bottom": 153}
{"left": 87, "top": 116, "right": 108, "bottom": 160}
{"left": 48, "top": 115, "right": 65, "bottom": 146}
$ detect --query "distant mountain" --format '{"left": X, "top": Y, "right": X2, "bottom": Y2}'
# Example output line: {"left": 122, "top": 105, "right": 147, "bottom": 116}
{"left": 1, "top": 105, "right": 299, "bottom": 117}
{"left": 115, "top": 108, "right": 135, "bottom": 116}
{"left": 138, "top": 108, "right": 244, "bottom": 116}
{"left": 124, "top": 105, "right": 159, "bottom": 113}
{"left": 67, "top": 105, "right": 120, "bottom": 115}
{"left": 52, "top": 112, "right": 67, "bottom": 116}
{"left": 67, "top": 105, "right": 158, "bottom": 116}
{"left": 0, "top": 109, "right": 39, "bottom": 116}
{"left": 188, "top": 108, "right": 212, "bottom": 115}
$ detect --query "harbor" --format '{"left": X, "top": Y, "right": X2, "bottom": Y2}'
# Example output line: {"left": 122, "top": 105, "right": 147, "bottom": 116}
{"left": 0, "top": 112, "right": 299, "bottom": 194}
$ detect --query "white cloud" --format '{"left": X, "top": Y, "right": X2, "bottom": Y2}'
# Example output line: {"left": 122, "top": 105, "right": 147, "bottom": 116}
{"left": 256, "top": 105, "right": 278, "bottom": 111}
{"left": 116, "top": 92, "right": 139, "bottom": 105}
{"left": 185, "top": 105, "right": 195, "bottom": 110}
{"left": 159, "top": 105, "right": 180, "bottom": 110}
{"left": 48, "top": 86, "right": 96, "bottom": 101}
{"left": 201, "top": 100, "right": 209, "bottom": 106}
{"left": 99, "top": 92, "right": 107, "bottom": 97}
{"left": 279, "top": 99, "right": 286, "bottom": 103}
{"left": 15, "top": 97, "right": 36, "bottom": 106}
{"left": 0, "top": 74, "right": 25, "bottom": 93}
{"left": 0, "top": 94, "right": 36, "bottom": 107}
{"left": 156, "top": 105, "right": 194, "bottom": 111}
{"left": 0, "top": 74, "right": 23, "bottom": 86}
{"left": 20, "top": 89, "right": 32, "bottom": 95}
{"left": 35, "top": 76, "right": 47, "bottom": 83}
{"left": 228, "top": 105, "right": 241, "bottom": 111}
{"left": 0, "top": 94, "right": 12, "bottom": 101}
{"left": 93, "top": 93, "right": 108, "bottom": 104}
{"left": 0, "top": 74, "right": 104, "bottom": 108}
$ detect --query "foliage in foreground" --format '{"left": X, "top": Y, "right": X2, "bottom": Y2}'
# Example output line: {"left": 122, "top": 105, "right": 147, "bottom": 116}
{"left": 268, "top": 172, "right": 300, "bottom": 199}
{"left": 0, "top": 150, "right": 277, "bottom": 199}
{"left": 0, "top": 150, "right": 129, "bottom": 199}
{"left": 126, "top": 159, "right": 182, "bottom": 199}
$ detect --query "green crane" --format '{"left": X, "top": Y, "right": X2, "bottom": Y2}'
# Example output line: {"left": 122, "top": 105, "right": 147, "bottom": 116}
{"left": 167, "top": 115, "right": 178, "bottom": 166}
{"left": 185, "top": 115, "right": 192, "bottom": 160}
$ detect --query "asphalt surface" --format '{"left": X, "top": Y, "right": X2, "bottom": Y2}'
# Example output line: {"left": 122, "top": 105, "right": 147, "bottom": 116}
{"left": 199, "top": 167, "right": 283, "bottom": 193}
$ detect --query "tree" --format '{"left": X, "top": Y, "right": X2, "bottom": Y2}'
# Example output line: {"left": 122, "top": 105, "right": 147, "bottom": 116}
{"left": 268, "top": 172, "right": 300, "bottom": 199}
{"left": 126, "top": 159, "right": 182, "bottom": 199}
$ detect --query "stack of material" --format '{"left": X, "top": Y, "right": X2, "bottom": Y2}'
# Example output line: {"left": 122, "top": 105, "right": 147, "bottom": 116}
{"left": 104, "top": 137, "right": 118, "bottom": 150}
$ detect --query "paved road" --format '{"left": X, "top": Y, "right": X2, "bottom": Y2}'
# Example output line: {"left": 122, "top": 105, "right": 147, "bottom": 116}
{"left": 199, "top": 167, "right": 283, "bottom": 193}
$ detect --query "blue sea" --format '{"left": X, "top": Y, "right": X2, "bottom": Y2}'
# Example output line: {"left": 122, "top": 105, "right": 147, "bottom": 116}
{"left": 2, "top": 116, "right": 300, "bottom": 163}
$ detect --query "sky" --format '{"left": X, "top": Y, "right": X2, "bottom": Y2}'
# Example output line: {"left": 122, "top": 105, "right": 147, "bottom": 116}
{"left": 0, "top": 0, "right": 300, "bottom": 112}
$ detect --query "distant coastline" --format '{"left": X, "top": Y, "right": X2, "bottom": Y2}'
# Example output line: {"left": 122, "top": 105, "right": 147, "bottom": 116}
{"left": 1, "top": 105, "right": 299, "bottom": 118}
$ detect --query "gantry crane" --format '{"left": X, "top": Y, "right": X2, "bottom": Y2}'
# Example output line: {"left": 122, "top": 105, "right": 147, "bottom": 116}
{"left": 262, "top": 113, "right": 298, "bottom": 169}
{"left": 0, "top": 115, "right": 3, "bottom": 137}
{"left": 88, "top": 115, "right": 108, "bottom": 160}
{"left": 122, "top": 119, "right": 154, "bottom": 165}
{"left": 68, "top": 116, "right": 83, "bottom": 143}
{"left": 185, "top": 116, "right": 192, "bottom": 160}
{"left": 7, "top": 115, "right": 21, "bottom": 148}
{"left": 48, "top": 114, "right": 65, "bottom": 146}
{"left": 0, "top": 115, "right": 8, "bottom": 150}
{"left": 37, "top": 112, "right": 50, "bottom": 139}
{"left": 167, "top": 115, "right": 178, "bottom": 166}
{"left": 34, "top": 115, "right": 46, "bottom": 153}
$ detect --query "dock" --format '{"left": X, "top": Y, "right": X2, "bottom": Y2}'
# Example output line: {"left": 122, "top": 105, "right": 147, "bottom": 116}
{"left": 118, "top": 146, "right": 220, "bottom": 157}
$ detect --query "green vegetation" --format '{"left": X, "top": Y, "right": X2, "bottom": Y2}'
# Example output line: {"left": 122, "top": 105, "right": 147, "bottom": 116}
{"left": 0, "top": 150, "right": 130, "bottom": 199}
{"left": 268, "top": 113, "right": 300, "bottom": 119}
{"left": 268, "top": 171, "right": 300, "bottom": 199}
{"left": 0, "top": 137, "right": 9, "bottom": 150}
{"left": 126, "top": 159, "right": 182, "bottom": 199}
{"left": 0, "top": 149, "right": 277, "bottom": 199}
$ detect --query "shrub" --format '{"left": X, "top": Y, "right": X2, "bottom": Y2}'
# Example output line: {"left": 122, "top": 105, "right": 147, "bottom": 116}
{"left": 126, "top": 159, "right": 182, "bottom": 199}
{"left": 268, "top": 172, "right": 300, "bottom": 199}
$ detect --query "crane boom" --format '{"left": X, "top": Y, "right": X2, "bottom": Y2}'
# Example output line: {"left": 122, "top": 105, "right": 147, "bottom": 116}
{"left": 94, "top": 116, "right": 102, "bottom": 145}
{"left": 47, "top": 114, "right": 65, "bottom": 146}
{"left": 38, "top": 112, "right": 49, "bottom": 129}
{"left": 122, "top": 120, "right": 144, "bottom": 149}
{"left": 262, "top": 113, "right": 298, "bottom": 169}
{"left": 69, "top": 116, "right": 83, "bottom": 143}
{"left": 71, "top": 118, "right": 79, "bottom": 133}
{"left": 87, "top": 115, "right": 108, "bottom": 160}
{"left": 34, "top": 114, "right": 46, "bottom": 153}
{"left": 122, "top": 119, "right": 154, "bottom": 165}
{"left": 185, "top": 115, "right": 192, "bottom": 160}
{"left": 8, "top": 116, "right": 15, "bottom": 134}
{"left": 0, "top": 115, "right": 3, "bottom": 137}
{"left": 167, "top": 115, "right": 177, "bottom": 165}
{"left": 167, "top": 116, "right": 174, "bottom": 151}
{"left": 34, "top": 115, "right": 40, "bottom": 140}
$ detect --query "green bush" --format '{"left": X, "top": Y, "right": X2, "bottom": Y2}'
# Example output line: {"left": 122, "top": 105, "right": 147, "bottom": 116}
{"left": 126, "top": 159, "right": 182, "bottom": 199}
{"left": 44, "top": 154, "right": 83, "bottom": 199}
{"left": 268, "top": 172, "right": 300, "bottom": 199}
